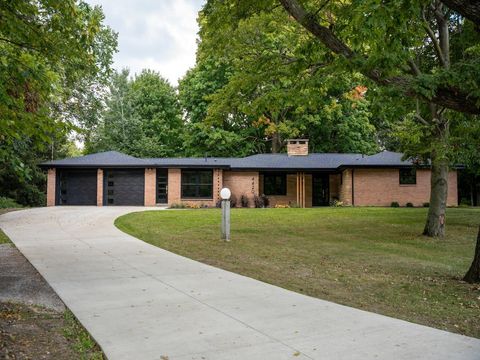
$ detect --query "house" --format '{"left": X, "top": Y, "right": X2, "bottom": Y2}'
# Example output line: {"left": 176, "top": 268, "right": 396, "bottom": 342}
{"left": 40, "top": 140, "right": 458, "bottom": 208}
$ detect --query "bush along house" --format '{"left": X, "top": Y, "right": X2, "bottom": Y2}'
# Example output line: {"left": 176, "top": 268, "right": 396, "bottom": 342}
{"left": 39, "top": 139, "right": 459, "bottom": 208}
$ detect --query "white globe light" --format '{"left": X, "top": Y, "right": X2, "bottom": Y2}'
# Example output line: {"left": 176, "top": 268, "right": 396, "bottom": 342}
{"left": 220, "top": 187, "right": 231, "bottom": 200}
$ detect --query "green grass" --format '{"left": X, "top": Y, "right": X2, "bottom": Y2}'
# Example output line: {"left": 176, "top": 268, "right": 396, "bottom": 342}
{"left": 116, "top": 207, "right": 480, "bottom": 338}
{"left": 63, "top": 310, "right": 104, "bottom": 359}
{"left": 0, "top": 229, "right": 12, "bottom": 244}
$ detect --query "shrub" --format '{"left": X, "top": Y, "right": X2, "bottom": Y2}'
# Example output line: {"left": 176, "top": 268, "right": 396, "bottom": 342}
{"left": 216, "top": 196, "right": 237, "bottom": 208}
{"left": 406, "top": 202, "right": 414, "bottom": 208}
{"left": 331, "top": 199, "right": 344, "bottom": 207}
{"left": 240, "top": 194, "right": 249, "bottom": 208}
{"left": 17, "top": 185, "right": 45, "bottom": 207}
{"left": 253, "top": 195, "right": 264, "bottom": 208}
{"left": 423, "top": 202, "right": 430, "bottom": 207}
{"left": 391, "top": 201, "right": 400, "bottom": 208}
{"left": 169, "top": 202, "right": 186, "bottom": 209}
{"left": 230, "top": 195, "right": 237, "bottom": 208}
{"left": 274, "top": 204, "right": 290, "bottom": 208}
{"left": 289, "top": 201, "right": 301, "bottom": 208}
{"left": 0, "top": 197, "right": 22, "bottom": 209}
{"left": 261, "top": 194, "right": 270, "bottom": 207}
{"left": 186, "top": 203, "right": 201, "bottom": 209}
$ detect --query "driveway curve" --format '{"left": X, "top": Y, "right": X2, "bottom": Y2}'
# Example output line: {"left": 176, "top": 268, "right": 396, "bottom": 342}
{"left": 1, "top": 207, "right": 479, "bottom": 360}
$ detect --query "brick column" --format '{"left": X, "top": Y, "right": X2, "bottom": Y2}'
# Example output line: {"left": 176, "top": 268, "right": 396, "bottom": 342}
{"left": 46, "top": 168, "right": 56, "bottom": 206}
{"left": 339, "top": 169, "right": 353, "bottom": 205}
{"left": 144, "top": 168, "right": 156, "bottom": 206}
{"left": 97, "top": 169, "right": 104, "bottom": 206}
{"left": 213, "top": 169, "right": 223, "bottom": 204}
{"left": 167, "top": 168, "right": 181, "bottom": 206}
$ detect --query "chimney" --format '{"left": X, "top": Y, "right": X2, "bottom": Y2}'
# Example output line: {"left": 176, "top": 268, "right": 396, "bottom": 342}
{"left": 287, "top": 139, "right": 309, "bottom": 156}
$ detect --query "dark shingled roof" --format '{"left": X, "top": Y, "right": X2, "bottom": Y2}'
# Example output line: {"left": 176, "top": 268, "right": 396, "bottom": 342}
{"left": 40, "top": 150, "right": 423, "bottom": 170}
{"left": 40, "top": 151, "right": 148, "bottom": 167}
{"left": 339, "top": 151, "right": 421, "bottom": 167}
{"left": 144, "top": 157, "right": 232, "bottom": 168}
{"left": 229, "top": 153, "right": 364, "bottom": 170}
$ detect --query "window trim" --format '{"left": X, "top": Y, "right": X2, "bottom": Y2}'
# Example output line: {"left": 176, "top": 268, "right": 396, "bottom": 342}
{"left": 399, "top": 167, "right": 417, "bottom": 185}
{"left": 263, "top": 172, "right": 287, "bottom": 196}
{"left": 181, "top": 169, "right": 214, "bottom": 199}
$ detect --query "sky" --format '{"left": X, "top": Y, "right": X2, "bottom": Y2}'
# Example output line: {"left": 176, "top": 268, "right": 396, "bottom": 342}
{"left": 86, "top": 0, "right": 205, "bottom": 86}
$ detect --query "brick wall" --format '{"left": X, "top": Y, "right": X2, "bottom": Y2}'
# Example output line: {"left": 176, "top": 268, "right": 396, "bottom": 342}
{"left": 223, "top": 171, "right": 259, "bottom": 207}
{"left": 448, "top": 170, "right": 458, "bottom": 206}
{"left": 213, "top": 169, "right": 223, "bottom": 205}
{"left": 144, "top": 168, "right": 156, "bottom": 206}
{"left": 46, "top": 168, "right": 56, "bottom": 206}
{"left": 353, "top": 168, "right": 458, "bottom": 207}
{"left": 339, "top": 169, "right": 353, "bottom": 205}
{"left": 167, "top": 168, "right": 181, "bottom": 206}
{"left": 287, "top": 141, "right": 308, "bottom": 156}
{"left": 97, "top": 169, "right": 103, "bottom": 206}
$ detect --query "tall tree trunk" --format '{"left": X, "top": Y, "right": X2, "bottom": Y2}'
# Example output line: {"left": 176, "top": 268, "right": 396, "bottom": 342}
{"left": 271, "top": 132, "right": 282, "bottom": 154}
{"left": 423, "top": 152, "right": 449, "bottom": 236}
{"left": 423, "top": 106, "right": 450, "bottom": 237}
{"left": 463, "top": 226, "right": 480, "bottom": 283}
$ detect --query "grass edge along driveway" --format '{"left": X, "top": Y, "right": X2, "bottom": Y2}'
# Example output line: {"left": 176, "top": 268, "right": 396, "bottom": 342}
{"left": 116, "top": 207, "right": 480, "bottom": 338}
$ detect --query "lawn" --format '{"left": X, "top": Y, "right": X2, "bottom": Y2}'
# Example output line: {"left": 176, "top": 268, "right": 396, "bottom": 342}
{"left": 115, "top": 207, "right": 480, "bottom": 338}
{"left": 0, "top": 229, "right": 11, "bottom": 244}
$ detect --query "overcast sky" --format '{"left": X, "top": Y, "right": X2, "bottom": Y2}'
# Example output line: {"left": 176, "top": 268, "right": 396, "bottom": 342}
{"left": 87, "top": 0, "right": 205, "bottom": 85}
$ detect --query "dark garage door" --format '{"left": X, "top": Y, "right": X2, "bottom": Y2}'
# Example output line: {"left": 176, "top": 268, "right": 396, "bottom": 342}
{"left": 104, "top": 169, "right": 144, "bottom": 206}
{"left": 57, "top": 170, "right": 97, "bottom": 205}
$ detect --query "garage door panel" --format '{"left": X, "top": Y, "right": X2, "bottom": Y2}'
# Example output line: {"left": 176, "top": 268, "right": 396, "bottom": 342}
{"left": 57, "top": 170, "right": 97, "bottom": 205}
{"left": 105, "top": 170, "right": 144, "bottom": 206}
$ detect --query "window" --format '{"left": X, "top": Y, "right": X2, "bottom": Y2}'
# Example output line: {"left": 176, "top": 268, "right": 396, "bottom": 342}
{"left": 399, "top": 168, "right": 416, "bottom": 185}
{"left": 181, "top": 170, "right": 213, "bottom": 198}
{"left": 263, "top": 173, "right": 287, "bottom": 195}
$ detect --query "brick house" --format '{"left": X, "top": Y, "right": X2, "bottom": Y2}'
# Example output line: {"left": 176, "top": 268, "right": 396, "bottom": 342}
{"left": 40, "top": 140, "right": 458, "bottom": 208}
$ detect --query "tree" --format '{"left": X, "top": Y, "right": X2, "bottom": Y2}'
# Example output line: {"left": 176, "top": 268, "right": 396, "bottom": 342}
{"left": 202, "top": 0, "right": 480, "bottom": 236}
{"left": 439, "top": 1, "right": 480, "bottom": 25}
{"left": 178, "top": 50, "right": 266, "bottom": 156}
{"left": 463, "top": 226, "right": 480, "bottom": 283}
{"left": 197, "top": 7, "right": 378, "bottom": 154}
{"left": 87, "top": 69, "right": 183, "bottom": 157}
{"left": 0, "top": 0, "right": 117, "bottom": 205}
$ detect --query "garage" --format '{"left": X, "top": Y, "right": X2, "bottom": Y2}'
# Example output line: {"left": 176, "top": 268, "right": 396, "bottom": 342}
{"left": 56, "top": 169, "right": 97, "bottom": 205}
{"left": 104, "top": 169, "right": 145, "bottom": 206}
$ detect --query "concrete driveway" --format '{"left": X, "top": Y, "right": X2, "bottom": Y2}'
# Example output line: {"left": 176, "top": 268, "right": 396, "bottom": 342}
{"left": 1, "top": 207, "right": 479, "bottom": 360}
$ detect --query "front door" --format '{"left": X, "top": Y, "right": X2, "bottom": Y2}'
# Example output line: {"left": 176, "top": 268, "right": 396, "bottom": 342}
{"left": 312, "top": 174, "right": 329, "bottom": 206}
{"left": 156, "top": 169, "right": 168, "bottom": 204}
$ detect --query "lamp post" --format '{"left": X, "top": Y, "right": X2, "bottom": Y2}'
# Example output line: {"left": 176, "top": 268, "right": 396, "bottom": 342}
{"left": 220, "top": 188, "right": 231, "bottom": 241}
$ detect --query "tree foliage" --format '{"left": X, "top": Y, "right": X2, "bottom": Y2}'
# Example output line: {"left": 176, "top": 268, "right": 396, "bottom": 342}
{"left": 0, "top": 0, "right": 117, "bottom": 205}
{"left": 86, "top": 69, "right": 183, "bottom": 157}
{"left": 183, "top": 6, "right": 379, "bottom": 154}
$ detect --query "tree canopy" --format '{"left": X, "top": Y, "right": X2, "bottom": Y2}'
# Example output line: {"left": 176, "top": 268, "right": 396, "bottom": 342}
{"left": 86, "top": 69, "right": 183, "bottom": 158}
{"left": 0, "top": 0, "right": 117, "bottom": 205}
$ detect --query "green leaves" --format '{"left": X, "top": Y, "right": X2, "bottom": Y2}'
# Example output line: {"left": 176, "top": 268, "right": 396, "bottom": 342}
{"left": 0, "top": 1, "right": 117, "bottom": 205}
{"left": 86, "top": 69, "right": 183, "bottom": 158}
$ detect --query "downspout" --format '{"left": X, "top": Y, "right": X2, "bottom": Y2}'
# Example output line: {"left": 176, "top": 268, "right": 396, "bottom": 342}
{"left": 351, "top": 169, "right": 355, "bottom": 206}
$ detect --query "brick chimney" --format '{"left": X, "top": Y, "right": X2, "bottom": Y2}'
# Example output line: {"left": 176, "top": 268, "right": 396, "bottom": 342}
{"left": 287, "top": 139, "right": 309, "bottom": 156}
